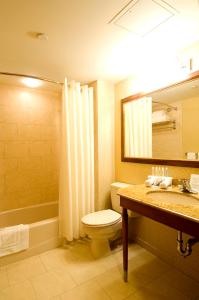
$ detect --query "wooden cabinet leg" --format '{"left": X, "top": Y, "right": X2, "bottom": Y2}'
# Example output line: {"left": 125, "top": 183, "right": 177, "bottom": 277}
{"left": 122, "top": 207, "right": 128, "bottom": 282}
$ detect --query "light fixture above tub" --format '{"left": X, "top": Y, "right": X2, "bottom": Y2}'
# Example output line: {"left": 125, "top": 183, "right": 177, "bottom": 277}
{"left": 21, "top": 77, "right": 43, "bottom": 88}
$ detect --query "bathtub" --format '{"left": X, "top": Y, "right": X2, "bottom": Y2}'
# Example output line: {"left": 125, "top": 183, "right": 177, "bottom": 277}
{"left": 0, "top": 202, "right": 60, "bottom": 266}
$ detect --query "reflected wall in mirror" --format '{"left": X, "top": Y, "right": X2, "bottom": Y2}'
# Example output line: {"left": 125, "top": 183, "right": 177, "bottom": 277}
{"left": 122, "top": 71, "right": 199, "bottom": 167}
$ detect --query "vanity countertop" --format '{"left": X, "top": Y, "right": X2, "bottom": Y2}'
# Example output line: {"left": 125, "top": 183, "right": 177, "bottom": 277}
{"left": 118, "top": 184, "right": 199, "bottom": 223}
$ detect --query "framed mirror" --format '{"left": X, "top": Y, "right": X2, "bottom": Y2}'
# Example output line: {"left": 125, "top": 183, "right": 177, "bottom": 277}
{"left": 121, "top": 71, "right": 199, "bottom": 167}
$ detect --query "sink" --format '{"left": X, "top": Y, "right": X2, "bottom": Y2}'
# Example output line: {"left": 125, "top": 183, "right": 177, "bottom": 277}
{"left": 146, "top": 191, "right": 199, "bottom": 206}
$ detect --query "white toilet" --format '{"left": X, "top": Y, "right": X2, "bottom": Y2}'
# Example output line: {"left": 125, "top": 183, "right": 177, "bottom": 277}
{"left": 81, "top": 182, "right": 130, "bottom": 258}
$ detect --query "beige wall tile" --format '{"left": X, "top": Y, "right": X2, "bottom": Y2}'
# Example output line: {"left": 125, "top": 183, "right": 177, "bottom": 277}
{"left": 18, "top": 157, "right": 42, "bottom": 173}
{"left": 18, "top": 124, "right": 42, "bottom": 141}
{"left": 0, "top": 84, "right": 61, "bottom": 212}
{"left": 40, "top": 125, "right": 57, "bottom": 140}
{"left": 5, "top": 142, "right": 29, "bottom": 158}
{"left": 29, "top": 142, "right": 51, "bottom": 156}
{"left": 43, "top": 184, "right": 59, "bottom": 202}
{"left": 3, "top": 192, "right": 21, "bottom": 210}
{"left": 3, "top": 105, "right": 29, "bottom": 124}
{"left": 0, "top": 175, "right": 5, "bottom": 192}
{"left": 0, "top": 159, "right": 18, "bottom": 179}
{"left": 42, "top": 155, "right": 59, "bottom": 173}
{"left": 0, "top": 124, "right": 18, "bottom": 141}
{"left": 27, "top": 107, "right": 54, "bottom": 125}
{"left": 0, "top": 142, "right": 5, "bottom": 157}
{"left": 18, "top": 189, "right": 44, "bottom": 207}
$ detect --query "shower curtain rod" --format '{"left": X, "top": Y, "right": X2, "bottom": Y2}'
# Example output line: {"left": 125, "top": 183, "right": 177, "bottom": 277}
{"left": 0, "top": 71, "right": 64, "bottom": 85}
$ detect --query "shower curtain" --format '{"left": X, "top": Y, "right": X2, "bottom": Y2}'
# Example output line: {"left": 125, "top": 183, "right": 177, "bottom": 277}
{"left": 59, "top": 79, "right": 94, "bottom": 241}
{"left": 124, "top": 96, "right": 152, "bottom": 158}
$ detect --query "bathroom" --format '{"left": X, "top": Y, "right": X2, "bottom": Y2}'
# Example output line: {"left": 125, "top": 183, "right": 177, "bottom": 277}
{"left": 0, "top": 0, "right": 199, "bottom": 299}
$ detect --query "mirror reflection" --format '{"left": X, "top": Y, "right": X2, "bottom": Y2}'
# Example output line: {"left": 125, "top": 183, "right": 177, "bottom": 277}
{"left": 123, "top": 75, "right": 199, "bottom": 161}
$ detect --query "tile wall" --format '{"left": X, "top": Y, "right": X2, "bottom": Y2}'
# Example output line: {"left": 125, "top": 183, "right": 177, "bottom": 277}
{"left": 0, "top": 84, "right": 61, "bottom": 212}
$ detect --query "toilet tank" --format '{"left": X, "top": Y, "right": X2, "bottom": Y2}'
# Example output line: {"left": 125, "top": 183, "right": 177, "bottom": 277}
{"left": 111, "top": 182, "right": 130, "bottom": 213}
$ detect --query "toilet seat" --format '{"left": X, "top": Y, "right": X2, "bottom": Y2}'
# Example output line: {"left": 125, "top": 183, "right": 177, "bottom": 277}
{"left": 81, "top": 209, "right": 121, "bottom": 227}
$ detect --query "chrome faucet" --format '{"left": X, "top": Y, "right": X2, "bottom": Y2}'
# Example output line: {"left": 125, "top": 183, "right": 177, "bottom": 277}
{"left": 180, "top": 179, "right": 193, "bottom": 193}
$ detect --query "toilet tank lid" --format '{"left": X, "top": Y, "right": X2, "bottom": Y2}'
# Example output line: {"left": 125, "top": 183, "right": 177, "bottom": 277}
{"left": 111, "top": 182, "right": 130, "bottom": 189}
{"left": 81, "top": 209, "right": 121, "bottom": 226}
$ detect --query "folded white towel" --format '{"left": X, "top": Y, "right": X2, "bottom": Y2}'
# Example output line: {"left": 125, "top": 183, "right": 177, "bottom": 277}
{"left": 152, "top": 110, "right": 170, "bottom": 123}
{"left": 0, "top": 224, "right": 29, "bottom": 257}
{"left": 159, "top": 177, "right": 172, "bottom": 189}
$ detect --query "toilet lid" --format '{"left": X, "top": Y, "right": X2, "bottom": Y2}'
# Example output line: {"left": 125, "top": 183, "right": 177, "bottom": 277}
{"left": 81, "top": 209, "right": 121, "bottom": 227}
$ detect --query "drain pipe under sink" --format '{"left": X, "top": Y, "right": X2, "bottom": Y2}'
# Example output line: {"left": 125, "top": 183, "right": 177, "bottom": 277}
{"left": 177, "top": 231, "right": 199, "bottom": 257}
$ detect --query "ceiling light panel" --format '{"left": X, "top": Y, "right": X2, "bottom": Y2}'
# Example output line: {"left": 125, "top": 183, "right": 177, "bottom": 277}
{"left": 110, "top": 0, "right": 179, "bottom": 37}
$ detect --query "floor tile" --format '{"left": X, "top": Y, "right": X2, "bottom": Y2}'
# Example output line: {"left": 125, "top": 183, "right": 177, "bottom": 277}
{"left": 113, "top": 243, "right": 146, "bottom": 265}
{"left": 66, "top": 256, "right": 108, "bottom": 285}
{"left": 93, "top": 252, "right": 119, "bottom": 271}
{"left": 39, "top": 247, "right": 75, "bottom": 271}
{"left": 64, "top": 239, "right": 95, "bottom": 262}
{"left": 61, "top": 240, "right": 120, "bottom": 285}
{"left": 0, "top": 280, "right": 37, "bottom": 300}
{"left": 6, "top": 256, "right": 46, "bottom": 285}
{"left": 60, "top": 279, "right": 110, "bottom": 300}
{"left": 161, "top": 269, "right": 199, "bottom": 299}
{"left": 0, "top": 268, "right": 9, "bottom": 290}
{"left": 125, "top": 250, "right": 171, "bottom": 289}
{"left": 96, "top": 266, "right": 136, "bottom": 300}
{"left": 126, "top": 275, "right": 190, "bottom": 300}
{"left": 2, "top": 241, "right": 199, "bottom": 300}
{"left": 51, "top": 266, "right": 77, "bottom": 289}
{"left": 30, "top": 268, "right": 76, "bottom": 300}
{"left": 132, "top": 254, "right": 171, "bottom": 278}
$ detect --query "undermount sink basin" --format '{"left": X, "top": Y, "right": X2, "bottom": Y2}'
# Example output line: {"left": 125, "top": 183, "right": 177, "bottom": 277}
{"left": 147, "top": 190, "right": 199, "bottom": 206}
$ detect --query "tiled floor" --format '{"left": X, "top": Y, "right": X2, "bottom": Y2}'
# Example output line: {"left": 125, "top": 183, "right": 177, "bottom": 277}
{"left": 0, "top": 240, "right": 199, "bottom": 300}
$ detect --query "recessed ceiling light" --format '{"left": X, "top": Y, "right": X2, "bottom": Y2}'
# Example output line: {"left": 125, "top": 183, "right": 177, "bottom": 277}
{"left": 22, "top": 78, "right": 42, "bottom": 88}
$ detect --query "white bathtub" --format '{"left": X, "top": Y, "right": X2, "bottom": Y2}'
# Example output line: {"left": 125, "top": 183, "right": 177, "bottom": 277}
{"left": 0, "top": 202, "right": 60, "bottom": 266}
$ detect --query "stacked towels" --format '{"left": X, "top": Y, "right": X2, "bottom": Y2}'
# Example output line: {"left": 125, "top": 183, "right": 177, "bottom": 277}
{"left": 152, "top": 110, "right": 170, "bottom": 123}
{"left": 0, "top": 224, "right": 29, "bottom": 257}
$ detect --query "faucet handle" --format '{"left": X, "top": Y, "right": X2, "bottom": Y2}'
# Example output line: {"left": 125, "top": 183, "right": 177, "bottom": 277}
{"left": 180, "top": 179, "right": 192, "bottom": 193}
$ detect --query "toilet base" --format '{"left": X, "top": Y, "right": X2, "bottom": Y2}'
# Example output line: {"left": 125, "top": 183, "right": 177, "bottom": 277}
{"left": 90, "top": 238, "right": 111, "bottom": 258}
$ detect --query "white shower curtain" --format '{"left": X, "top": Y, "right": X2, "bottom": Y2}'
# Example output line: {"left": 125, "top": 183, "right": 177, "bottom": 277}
{"left": 124, "top": 97, "right": 152, "bottom": 158}
{"left": 59, "top": 79, "right": 94, "bottom": 242}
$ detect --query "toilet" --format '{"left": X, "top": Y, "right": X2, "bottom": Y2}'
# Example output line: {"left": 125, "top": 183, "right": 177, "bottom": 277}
{"left": 81, "top": 182, "right": 130, "bottom": 258}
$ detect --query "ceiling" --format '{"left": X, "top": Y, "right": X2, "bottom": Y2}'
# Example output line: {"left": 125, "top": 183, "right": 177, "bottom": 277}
{"left": 0, "top": 0, "right": 199, "bottom": 84}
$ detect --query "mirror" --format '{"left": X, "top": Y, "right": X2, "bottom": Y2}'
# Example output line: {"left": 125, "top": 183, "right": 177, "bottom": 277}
{"left": 121, "top": 71, "right": 199, "bottom": 167}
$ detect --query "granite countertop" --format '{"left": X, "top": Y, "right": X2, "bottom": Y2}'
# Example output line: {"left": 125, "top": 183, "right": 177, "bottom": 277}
{"left": 118, "top": 184, "right": 199, "bottom": 223}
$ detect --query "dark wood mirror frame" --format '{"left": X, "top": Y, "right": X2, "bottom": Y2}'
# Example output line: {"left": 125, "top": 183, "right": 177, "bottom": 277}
{"left": 121, "top": 70, "right": 199, "bottom": 168}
